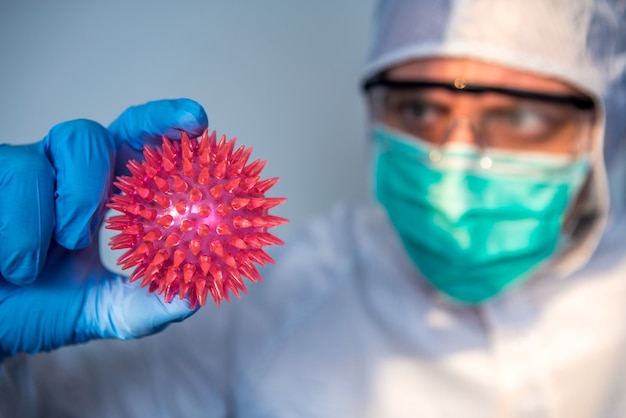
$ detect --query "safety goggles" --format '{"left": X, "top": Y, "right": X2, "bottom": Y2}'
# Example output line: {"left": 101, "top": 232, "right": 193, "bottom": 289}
{"left": 363, "top": 74, "right": 595, "bottom": 163}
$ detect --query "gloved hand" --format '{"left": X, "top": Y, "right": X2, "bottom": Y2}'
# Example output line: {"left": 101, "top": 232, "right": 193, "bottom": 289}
{"left": 0, "top": 99, "right": 209, "bottom": 357}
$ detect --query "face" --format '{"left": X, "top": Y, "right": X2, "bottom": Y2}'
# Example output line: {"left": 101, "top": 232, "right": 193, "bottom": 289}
{"left": 367, "top": 58, "right": 595, "bottom": 156}
{"left": 368, "top": 59, "right": 596, "bottom": 303}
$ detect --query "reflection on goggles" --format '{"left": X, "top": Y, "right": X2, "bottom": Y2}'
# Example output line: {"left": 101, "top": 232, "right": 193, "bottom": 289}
{"left": 365, "top": 77, "right": 595, "bottom": 157}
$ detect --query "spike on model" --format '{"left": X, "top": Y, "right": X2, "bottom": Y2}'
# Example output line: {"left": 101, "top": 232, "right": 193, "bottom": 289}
{"left": 105, "top": 130, "right": 288, "bottom": 309}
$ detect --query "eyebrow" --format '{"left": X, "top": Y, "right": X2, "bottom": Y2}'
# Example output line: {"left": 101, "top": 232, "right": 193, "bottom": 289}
{"left": 362, "top": 76, "right": 595, "bottom": 110}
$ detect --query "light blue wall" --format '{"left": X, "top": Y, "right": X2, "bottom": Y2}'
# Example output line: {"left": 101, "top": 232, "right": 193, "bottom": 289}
{"left": 0, "top": 1, "right": 377, "bottom": 270}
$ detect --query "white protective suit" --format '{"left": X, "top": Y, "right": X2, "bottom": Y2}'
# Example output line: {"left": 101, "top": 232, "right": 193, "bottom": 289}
{"left": 2, "top": 0, "right": 626, "bottom": 417}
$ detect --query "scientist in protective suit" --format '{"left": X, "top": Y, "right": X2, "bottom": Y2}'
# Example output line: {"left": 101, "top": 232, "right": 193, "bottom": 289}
{"left": 1, "top": 0, "right": 626, "bottom": 416}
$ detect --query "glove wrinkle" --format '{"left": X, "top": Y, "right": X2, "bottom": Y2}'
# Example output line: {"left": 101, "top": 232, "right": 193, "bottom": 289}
{"left": 45, "top": 119, "right": 114, "bottom": 250}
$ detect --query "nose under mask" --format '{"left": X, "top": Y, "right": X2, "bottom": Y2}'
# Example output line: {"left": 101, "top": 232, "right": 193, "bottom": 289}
{"left": 371, "top": 125, "right": 591, "bottom": 304}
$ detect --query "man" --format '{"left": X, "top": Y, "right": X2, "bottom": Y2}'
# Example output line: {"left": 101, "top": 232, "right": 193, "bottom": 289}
{"left": 1, "top": 0, "right": 625, "bottom": 416}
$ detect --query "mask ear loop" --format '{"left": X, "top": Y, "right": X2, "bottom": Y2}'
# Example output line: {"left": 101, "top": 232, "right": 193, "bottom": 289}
{"left": 435, "top": 117, "right": 493, "bottom": 169}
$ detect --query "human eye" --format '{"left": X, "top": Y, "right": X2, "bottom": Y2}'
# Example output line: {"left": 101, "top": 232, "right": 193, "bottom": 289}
{"left": 488, "top": 106, "right": 558, "bottom": 141}
{"left": 384, "top": 95, "right": 447, "bottom": 140}
{"left": 396, "top": 100, "right": 441, "bottom": 123}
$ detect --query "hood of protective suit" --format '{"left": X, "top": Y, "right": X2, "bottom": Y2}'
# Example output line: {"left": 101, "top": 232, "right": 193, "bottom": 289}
{"left": 363, "top": 0, "right": 626, "bottom": 278}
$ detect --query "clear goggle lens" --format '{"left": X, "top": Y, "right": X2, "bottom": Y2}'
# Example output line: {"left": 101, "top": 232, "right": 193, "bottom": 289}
{"left": 365, "top": 78, "right": 595, "bottom": 166}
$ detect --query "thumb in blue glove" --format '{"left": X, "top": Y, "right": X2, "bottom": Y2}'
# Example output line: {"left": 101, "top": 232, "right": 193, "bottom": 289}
{"left": 0, "top": 99, "right": 209, "bottom": 357}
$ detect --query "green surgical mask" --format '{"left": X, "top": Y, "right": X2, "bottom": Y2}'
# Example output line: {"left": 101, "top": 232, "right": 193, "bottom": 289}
{"left": 372, "top": 126, "right": 591, "bottom": 304}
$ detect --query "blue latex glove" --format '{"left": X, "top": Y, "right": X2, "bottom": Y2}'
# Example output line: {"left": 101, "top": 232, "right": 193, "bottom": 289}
{"left": 0, "top": 99, "right": 209, "bottom": 357}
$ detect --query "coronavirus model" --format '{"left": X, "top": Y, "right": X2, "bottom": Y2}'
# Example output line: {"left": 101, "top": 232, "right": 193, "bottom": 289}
{"left": 105, "top": 130, "right": 287, "bottom": 309}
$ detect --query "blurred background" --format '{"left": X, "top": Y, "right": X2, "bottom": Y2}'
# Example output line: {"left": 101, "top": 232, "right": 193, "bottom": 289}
{"left": 0, "top": 1, "right": 376, "bottom": 270}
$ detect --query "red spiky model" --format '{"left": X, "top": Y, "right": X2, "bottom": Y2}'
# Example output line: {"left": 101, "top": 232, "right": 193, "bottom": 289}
{"left": 105, "top": 130, "right": 287, "bottom": 309}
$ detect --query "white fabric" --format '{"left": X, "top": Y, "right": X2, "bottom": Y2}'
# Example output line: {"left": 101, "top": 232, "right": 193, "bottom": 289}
{"left": 3, "top": 201, "right": 626, "bottom": 417}
{"left": 2, "top": 1, "right": 626, "bottom": 416}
